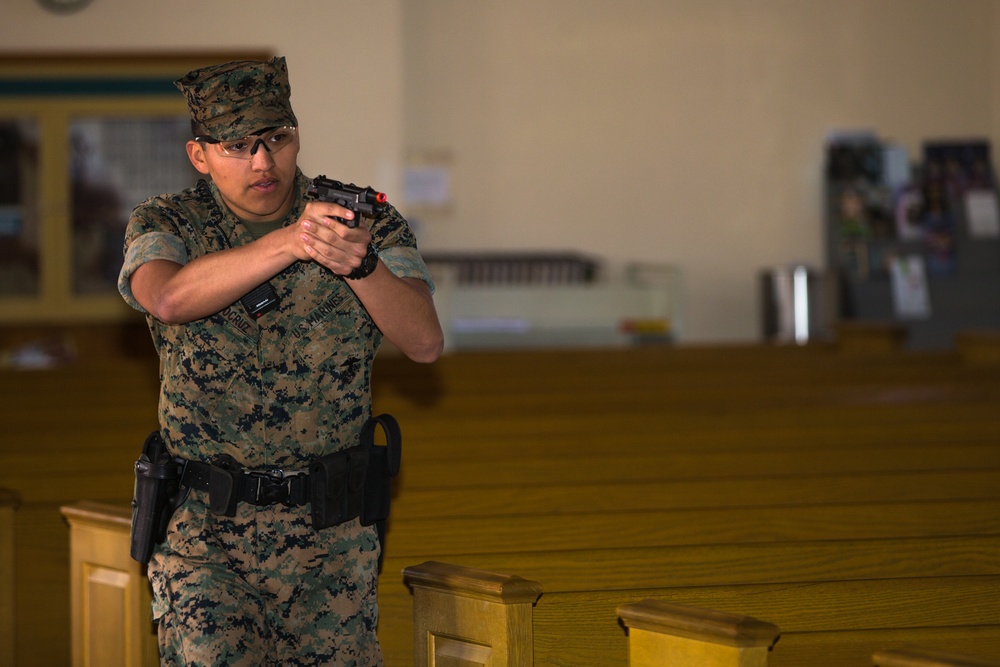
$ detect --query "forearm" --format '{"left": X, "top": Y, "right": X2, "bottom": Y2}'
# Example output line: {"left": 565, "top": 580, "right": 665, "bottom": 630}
{"left": 132, "top": 227, "right": 301, "bottom": 324}
{"left": 348, "top": 266, "right": 444, "bottom": 363}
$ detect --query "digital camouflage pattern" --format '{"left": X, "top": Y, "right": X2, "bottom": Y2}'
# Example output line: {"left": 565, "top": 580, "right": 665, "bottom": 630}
{"left": 153, "top": 495, "right": 381, "bottom": 666}
{"left": 175, "top": 56, "right": 298, "bottom": 142}
{"left": 118, "top": 170, "right": 432, "bottom": 666}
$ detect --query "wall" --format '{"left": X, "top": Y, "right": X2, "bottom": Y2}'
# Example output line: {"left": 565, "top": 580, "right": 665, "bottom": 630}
{"left": 401, "top": 0, "right": 997, "bottom": 342}
{"left": 2, "top": 0, "right": 998, "bottom": 343}
{"left": 0, "top": 0, "right": 405, "bottom": 209}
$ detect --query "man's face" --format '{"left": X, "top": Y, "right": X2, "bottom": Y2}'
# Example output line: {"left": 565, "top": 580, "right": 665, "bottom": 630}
{"left": 186, "top": 128, "right": 300, "bottom": 223}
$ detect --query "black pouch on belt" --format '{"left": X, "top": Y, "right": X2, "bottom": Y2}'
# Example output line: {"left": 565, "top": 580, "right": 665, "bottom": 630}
{"left": 309, "top": 445, "right": 368, "bottom": 530}
{"left": 360, "top": 413, "right": 402, "bottom": 527}
{"left": 130, "top": 431, "right": 183, "bottom": 564}
{"left": 207, "top": 454, "right": 242, "bottom": 517}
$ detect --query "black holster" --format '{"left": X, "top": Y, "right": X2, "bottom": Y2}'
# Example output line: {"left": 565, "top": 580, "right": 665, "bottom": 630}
{"left": 129, "top": 431, "right": 184, "bottom": 564}
{"left": 309, "top": 414, "right": 402, "bottom": 532}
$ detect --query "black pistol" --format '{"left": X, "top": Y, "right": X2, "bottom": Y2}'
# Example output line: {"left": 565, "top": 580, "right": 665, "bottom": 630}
{"left": 306, "top": 175, "right": 388, "bottom": 228}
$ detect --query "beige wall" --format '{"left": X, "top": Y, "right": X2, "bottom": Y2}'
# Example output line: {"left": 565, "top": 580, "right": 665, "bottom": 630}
{"left": 0, "top": 0, "right": 406, "bottom": 212}
{"left": 2, "top": 0, "right": 997, "bottom": 342}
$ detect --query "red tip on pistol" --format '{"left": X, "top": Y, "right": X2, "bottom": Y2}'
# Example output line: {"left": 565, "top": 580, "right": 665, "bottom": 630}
{"left": 375, "top": 192, "right": 388, "bottom": 204}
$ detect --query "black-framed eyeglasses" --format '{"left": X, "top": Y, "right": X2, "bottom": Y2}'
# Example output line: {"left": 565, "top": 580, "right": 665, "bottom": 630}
{"left": 195, "top": 126, "right": 297, "bottom": 160}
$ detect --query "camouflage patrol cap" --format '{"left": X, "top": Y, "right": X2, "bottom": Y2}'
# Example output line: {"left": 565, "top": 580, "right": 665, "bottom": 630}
{"left": 175, "top": 56, "right": 298, "bottom": 142}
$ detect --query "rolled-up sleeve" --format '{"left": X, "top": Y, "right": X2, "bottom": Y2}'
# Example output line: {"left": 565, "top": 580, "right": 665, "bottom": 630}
{"left": 118, "top": 231, "right": 189, "bottom": 312}
{"left": 379, "top": 245, "right": 435, "bottom": 294}
{"left": 370, "top": 204, "right": 435, "bottom": 294}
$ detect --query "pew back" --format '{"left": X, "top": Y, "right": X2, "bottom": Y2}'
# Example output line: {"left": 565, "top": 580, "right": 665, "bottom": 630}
{"left": 4, "top": 329, "right": 1000, "bottom": 666}
{"left": 368, "top": 344, "right": 1000, "bottom": 666}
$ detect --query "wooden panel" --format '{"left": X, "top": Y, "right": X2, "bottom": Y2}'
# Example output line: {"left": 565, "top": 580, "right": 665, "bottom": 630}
{"left": 84, "top": 566, "right": 129, "bottom": 667}
{"left": 61, "top": 502, "right": 157, "bottom": 667}
{"left": 404, "top": 561, "right": 541, "bottom": 667}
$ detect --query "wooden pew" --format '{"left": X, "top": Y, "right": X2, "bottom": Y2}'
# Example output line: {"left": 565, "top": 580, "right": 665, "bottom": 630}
{"left": 6, "top": 339, "right": 1000, "bottom": 665}
{"left": 618, "top": 598, "right": 780, "bottom": 667}
{"left": 384, "top": 497, "right": 1000, "bottom": 556}
{"left": 399, "top": 561, "right": 1000, "bottom": 667}
{"left": 398, "top": 561, "right": 1000, "bottom": 667}
{"left": 615, "top": 603, "right": 1000, "bottom": 667}
{"left": 617, "top": 601, "right": 1000, "bottom": 667}
{"left": 364, "top": 346, "right": 1000, "bottom": 664}
{"left": 833, "top": 321, "right": 908, "bottom": 355}
{"left": 0, "top": 354, "right": 157, "bottom": 666}
{"left": 53, "top": 495, "right": 1000, "bottom": 666}
{"left": 377, "top": 534, "right": 1000, "bottom": 666}
{"left": 403, "top": 560, "right": 542, "bottom": 666}
{"left": 60, "top": 501, "right": 158, "bottom": 667}
{"left": 955, "top": 329, "right": 1000, "bottom": 366}
{"left": 400, "top": 562, "right": 783, "bottom": 667}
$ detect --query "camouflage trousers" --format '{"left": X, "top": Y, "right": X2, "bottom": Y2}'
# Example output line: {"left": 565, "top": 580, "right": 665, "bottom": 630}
{"left": 148, "top": 490, "right": 383, "bottom": 666}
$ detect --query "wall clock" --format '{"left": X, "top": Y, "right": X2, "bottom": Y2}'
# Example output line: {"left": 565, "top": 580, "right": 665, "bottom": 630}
{"left": 37, "top": 0, "right": 93, "bottom": 13}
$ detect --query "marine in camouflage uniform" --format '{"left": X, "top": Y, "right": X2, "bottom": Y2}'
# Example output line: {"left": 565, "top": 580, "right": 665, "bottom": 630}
{"left": 118, "top": 57, "right": 442, "bottom": 666}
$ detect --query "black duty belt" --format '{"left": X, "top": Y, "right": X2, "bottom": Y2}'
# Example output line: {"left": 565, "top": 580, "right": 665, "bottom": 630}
{"left": 169, "top": 414, "right": 400, "bottom": 528}
{"left": 181, "top": 459, "right": 311, "bottom": 508}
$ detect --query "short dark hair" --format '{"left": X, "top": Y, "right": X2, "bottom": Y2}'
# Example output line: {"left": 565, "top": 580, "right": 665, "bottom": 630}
{"left": 190, "top": 119, "right": 210, "bottom": 140}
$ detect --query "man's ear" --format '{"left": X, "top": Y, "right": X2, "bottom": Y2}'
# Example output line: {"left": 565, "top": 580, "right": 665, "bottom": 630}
{"left": 185, "top": 140, "right": 211, "bottom": 175}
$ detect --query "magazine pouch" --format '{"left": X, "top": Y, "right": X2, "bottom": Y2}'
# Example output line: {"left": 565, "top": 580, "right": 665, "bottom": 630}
{"left": 360, "top": 413, "right": 402, "bottom": 527}
{"left": 310, "top": 445, "right": 367, "bottom": 530}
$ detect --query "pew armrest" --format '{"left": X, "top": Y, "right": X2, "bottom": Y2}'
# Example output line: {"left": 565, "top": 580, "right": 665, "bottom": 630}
{"left": 403, "top": 561, "right": 542, "bottom": 667}
{"left": 618, "top": 599, "right": 780, "bottom": 667}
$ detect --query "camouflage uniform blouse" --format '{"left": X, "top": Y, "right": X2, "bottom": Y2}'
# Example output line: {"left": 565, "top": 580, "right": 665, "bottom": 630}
{"left": 118, "top": 171, "right": 431, "bottom": 469}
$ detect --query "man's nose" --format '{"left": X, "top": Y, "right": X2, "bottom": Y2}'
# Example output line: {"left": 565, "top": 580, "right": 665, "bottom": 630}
{"left": 249, "top": 140, "right": 275, "bottom": 168}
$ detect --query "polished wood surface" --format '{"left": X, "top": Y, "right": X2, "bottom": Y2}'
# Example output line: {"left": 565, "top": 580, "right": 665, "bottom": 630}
{"left": 2, "top": 325, "right": 1000, "bottom": 666}
{"left": 369, "top": 343, "right": 1000, "bottom": 666}
{"left": 60, "top": 502, "right": 157, "bottom": 667}
{"left": 403, "top": 561, "right": 542, "bottom": 667}
{"left": 618, "top": 599, "right": 780, "bottom": 667}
